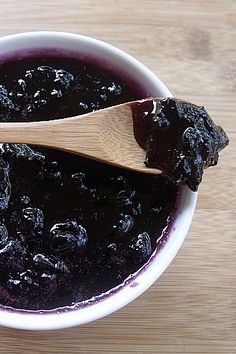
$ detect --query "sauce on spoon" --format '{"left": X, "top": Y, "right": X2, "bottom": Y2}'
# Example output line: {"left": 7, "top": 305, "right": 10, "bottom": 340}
{"left": 131, "top": 97, "right": 229, "bottom": 191}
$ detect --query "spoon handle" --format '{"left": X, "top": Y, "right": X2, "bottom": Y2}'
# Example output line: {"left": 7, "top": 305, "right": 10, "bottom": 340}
{"left": 0, "top": 113, "right": 103, "bottom": 154}
{"left": 0, "top": 104, "right": 139, "bottom": 163}
{"left": 0, "top": 120, "right": 60, "bottom": 146}
{"left": 0, "top": 104, "right": 160, "bottom": 174}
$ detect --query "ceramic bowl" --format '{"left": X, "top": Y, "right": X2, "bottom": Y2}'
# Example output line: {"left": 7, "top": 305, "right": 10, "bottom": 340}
{"left": 0, "top": 31, "right": 197, "bottom": 330}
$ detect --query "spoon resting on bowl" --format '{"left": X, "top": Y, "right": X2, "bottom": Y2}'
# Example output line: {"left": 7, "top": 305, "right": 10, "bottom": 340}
{"left": 0, "top": 97, "right": 229, "bottom": 191}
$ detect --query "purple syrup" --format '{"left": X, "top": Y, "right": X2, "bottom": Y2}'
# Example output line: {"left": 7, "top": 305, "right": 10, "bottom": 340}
{"left": 0, "top": 51, "right": 178, "bottom": 311}
{"left": 131, "top": 97, "right": 229, "bottom": 191}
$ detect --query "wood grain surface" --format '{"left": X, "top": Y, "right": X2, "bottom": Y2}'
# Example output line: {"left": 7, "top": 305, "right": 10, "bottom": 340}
{"left": 0, "top": 1, "right": 235, "bottom": 353}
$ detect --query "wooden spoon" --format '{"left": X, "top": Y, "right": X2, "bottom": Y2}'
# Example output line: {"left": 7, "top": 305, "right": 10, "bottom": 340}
{"left": 0, "top": 100, "right": 160, "bottom": 174}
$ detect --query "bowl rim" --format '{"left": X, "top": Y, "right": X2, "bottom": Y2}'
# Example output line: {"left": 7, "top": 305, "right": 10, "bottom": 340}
{"left": 0, "top": 31, "right": 197, "bottom": 330}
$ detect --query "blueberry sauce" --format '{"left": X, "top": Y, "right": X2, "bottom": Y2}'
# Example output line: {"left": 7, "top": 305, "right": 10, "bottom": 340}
{"left": 131, "top": 97, "right": 229, "bottom": 191}
{"left": 0, "top": 54, "right": 177, "bottom": 311}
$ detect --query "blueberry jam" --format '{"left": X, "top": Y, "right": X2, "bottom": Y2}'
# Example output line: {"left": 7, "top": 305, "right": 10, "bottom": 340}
{"left": 0, "top": 54, "right": 177, "bottom": 310}
{"left": 131, "top": 98, "right": 229, "bottom": 191}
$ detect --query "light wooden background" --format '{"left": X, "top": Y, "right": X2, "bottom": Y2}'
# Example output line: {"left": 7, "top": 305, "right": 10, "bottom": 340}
{"left": 0, "top": 1, "right": 235, "bottom": 353}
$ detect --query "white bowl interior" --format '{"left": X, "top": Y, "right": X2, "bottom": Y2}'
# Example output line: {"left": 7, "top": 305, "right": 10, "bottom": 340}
{"left": 0, "top": 32, "right": 197, "bottom": 330}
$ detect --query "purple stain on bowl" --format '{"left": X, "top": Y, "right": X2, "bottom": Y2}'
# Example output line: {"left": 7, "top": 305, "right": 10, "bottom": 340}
{"left": 130, "top": 282, "right": 138, "bottom": 288}
{"left": 0, "top": 49, "right": 179, "bottom": 313}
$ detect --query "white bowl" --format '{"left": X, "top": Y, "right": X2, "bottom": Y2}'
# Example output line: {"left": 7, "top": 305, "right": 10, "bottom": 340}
{"left": 0, "top": 31, "right": 197, "bottom": 330}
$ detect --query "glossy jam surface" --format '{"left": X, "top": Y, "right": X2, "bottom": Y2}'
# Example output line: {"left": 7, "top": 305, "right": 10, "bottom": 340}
{"left": 131, "top": 98, "right": 229, "bottom": 191}
{"left": 0, "top": 55, "right": 177, "bottom": 310}
{"left": 0, "top": 55, "right": 142, "bottom": 122}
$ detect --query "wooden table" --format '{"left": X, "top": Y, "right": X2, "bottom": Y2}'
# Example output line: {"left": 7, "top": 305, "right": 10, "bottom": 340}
{"left": 0, "top": 1, "right": 235, "bottom": 353}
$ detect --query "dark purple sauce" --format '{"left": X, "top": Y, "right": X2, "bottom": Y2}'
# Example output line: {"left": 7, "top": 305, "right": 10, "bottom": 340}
{"left": 0, "top": 52, "right": 178, "bottom": 311}
{"left": 131, "top": 97, "right": 229, "bottom": 191}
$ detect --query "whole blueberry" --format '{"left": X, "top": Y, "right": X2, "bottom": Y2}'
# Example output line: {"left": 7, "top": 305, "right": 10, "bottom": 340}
{"left": 50, "top": 221, "right": 88, "bottom": 255}
{"left": 129, "top": 232, "right": 152, "bottom": 265}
